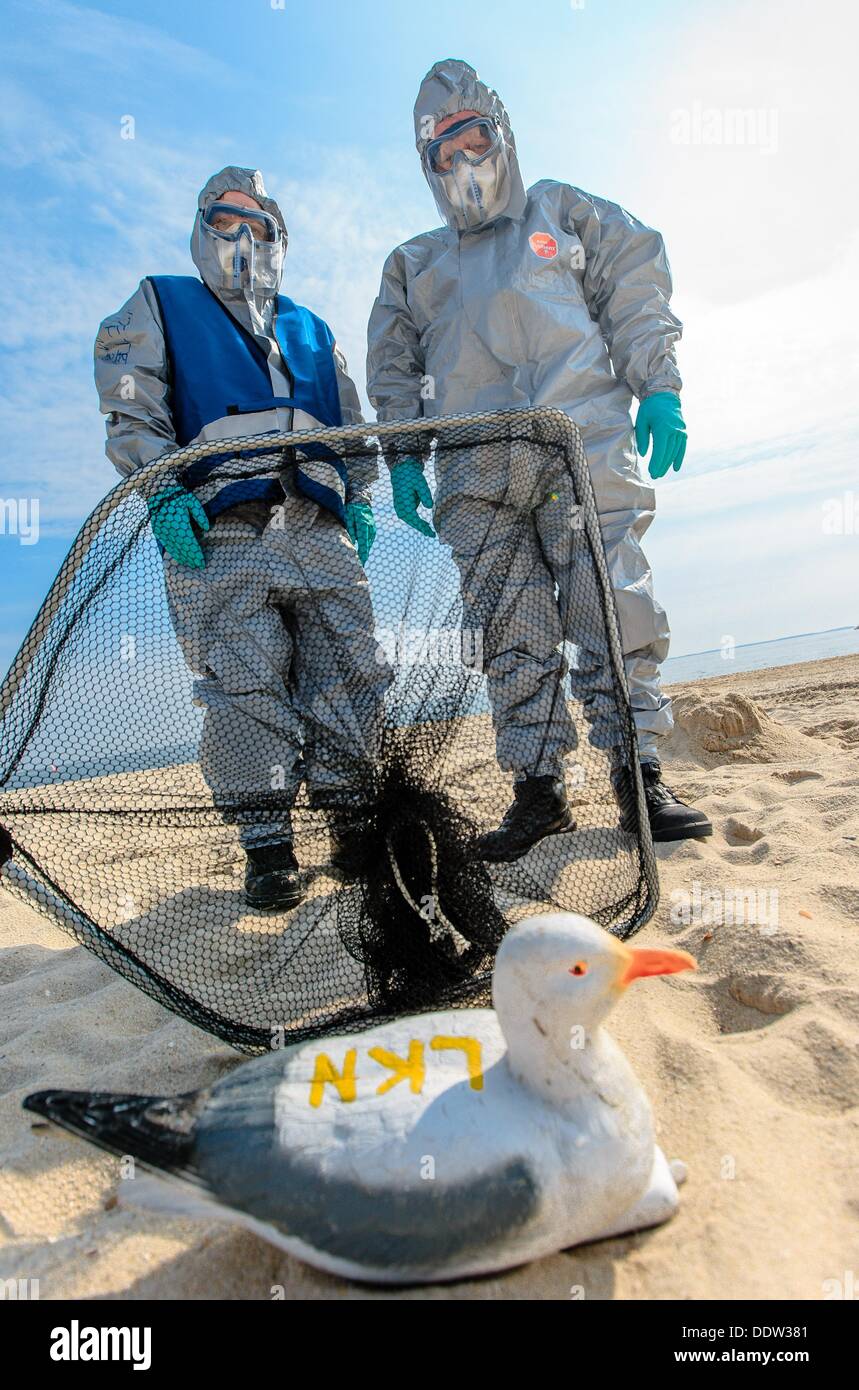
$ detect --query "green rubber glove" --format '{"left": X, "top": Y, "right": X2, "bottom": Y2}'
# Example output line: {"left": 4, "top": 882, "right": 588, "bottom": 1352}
{"left": 345, "top": 501, "right": 376, "bottom": 566}
{"left": 634, "top": 392, "right": 687, "bottom": 480}
{"left": 147, "top": 487, "right": 209, "bottom": 568}
{"left": 390, "top": 458, "right": 435, "bottom": 538}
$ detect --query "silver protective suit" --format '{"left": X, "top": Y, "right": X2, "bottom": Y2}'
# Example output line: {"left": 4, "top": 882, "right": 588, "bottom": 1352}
{"left": 95, "top": 167, "right": 387, "bottom": 846}
{"left": 367, "top": 60, "right": 679, "bottom": 766}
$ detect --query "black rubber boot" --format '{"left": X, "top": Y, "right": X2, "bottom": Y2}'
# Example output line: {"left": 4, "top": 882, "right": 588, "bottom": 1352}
{"left": 245, "top": 842, "right": 304, "bottom": 911}
{"left": 328, "top": 812, "right": 373, "bottom": 880}
{"left": 613, "top": 758, "right": 712, "bottom": 842}
{"left": 475, "top": 775, "right": 575, "bottom": 863}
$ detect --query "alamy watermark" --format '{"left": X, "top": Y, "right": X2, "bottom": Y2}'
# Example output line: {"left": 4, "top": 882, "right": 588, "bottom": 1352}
{"left": 670, "top": 103, "right": 779, "bottom": 154}
{"left": 822, "top": 491, "right": 859, "bottom": 535}
{"left": 1, "top": 1277, "right": 40, "bottom": 1299}
{"left": 375, "top": 625, "right": 484, "bottom": 671}
{"left": 1, "top": 498, "right": 39, "bottom": 545}
{"left": 670, "top": 879, "right": 779, "bottom": 932}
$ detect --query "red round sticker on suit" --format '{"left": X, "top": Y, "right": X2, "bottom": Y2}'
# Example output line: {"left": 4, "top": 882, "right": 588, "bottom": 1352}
{"left": 529, "top": 232, "right": 558, "bottom": 259}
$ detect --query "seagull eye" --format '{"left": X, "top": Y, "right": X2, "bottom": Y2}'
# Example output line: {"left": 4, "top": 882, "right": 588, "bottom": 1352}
{"left": 569, "top": 961, "right": 588, "bottom": 976}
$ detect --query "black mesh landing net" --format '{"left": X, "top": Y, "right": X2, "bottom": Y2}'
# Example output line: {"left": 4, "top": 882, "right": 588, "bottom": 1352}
{"left": 0, "top": 408, "right": 657, "bottom": 1052}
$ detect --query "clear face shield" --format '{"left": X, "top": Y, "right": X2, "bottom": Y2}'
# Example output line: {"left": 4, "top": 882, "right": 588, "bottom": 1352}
{"left": 423, "top": 116, "right": 511, "bottom": 230}
{"left": 200, "top": 201, "right": 284, "bottom": 293}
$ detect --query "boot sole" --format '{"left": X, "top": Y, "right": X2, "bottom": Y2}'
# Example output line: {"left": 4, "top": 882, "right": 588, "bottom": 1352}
{"left": 245, "top": 888, "right": 305, "bottom": 912}
{"left": 478, "top": 813, "right": 577, "bottom": 864}
{"left": 620, "top": 811, "right": 714, "bottom": 841}
{"left": 651, "top": 823, "right": 713, "bottom": 843}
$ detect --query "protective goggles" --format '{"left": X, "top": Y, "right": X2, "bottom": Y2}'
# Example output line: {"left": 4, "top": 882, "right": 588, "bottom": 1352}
{"left": 202, "top": 201, "right": 280, "bottom": 243}
{"left": 424, "top": 116, "right": 502, "bottom": 174}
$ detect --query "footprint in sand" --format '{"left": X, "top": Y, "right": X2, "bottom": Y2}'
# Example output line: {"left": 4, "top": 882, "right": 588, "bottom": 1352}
{"left": 728, "top": 973, "right": 809, "bottom": 1016}
{"left": 771, "top": 770, "right": 824, "bottom": 784}
{"left": 723, "top": 817, "right": 765, "bottom": 846}
{"left": 819, "top": 884, "right": 859, "bottom": 920}
{"left": 733, "top": 1013, "right": 859, "bottom": 1113}
{"left": 694, "top": 959, "right": 807, "bottom": 1036}
{"left": 801, "top": 718, "right": 859, "bottom": 748}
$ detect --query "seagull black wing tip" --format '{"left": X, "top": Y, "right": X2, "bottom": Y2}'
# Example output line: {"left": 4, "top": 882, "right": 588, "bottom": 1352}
{"left": 22, "top": 1087, "right": 202, "bottom": 1180}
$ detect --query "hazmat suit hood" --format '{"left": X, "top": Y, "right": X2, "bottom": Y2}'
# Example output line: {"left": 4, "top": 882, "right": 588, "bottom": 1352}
{"left": 191, "top": 166, "right": 288, "bottom": 334}
{"left": 413, "top": 59, "right": 528, "bottom": 232}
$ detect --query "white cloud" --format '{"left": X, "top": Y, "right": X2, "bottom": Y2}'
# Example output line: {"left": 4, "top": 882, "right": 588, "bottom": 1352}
{"left": 6, "top": 0, "right": 232, "bottom": 83}
{"left": 645, "top": 0, "right": 859, "bottom": 304}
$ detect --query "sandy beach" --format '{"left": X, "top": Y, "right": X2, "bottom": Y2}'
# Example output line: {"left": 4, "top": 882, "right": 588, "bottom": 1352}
{"left": 1, "top": 652, "right": 857, "bottom": 1300}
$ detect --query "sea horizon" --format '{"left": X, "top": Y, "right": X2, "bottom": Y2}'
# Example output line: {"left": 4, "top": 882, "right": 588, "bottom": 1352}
{"left": 663, "top": 624, "right": 859, "bottom": 685}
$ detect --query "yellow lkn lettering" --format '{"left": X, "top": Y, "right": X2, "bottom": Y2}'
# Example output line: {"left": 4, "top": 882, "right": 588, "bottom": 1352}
{"left": 308, "top": 1049, "right": 358, "bottom": 1108}
{"left": 307, "top": 1036, "right": 484, "bottom": 1105}
{"left": 369, "top": 1041, "right": 426, "bottom": 1095}
{"left": 430, "top": 1035, "right": 484, "bottom": 1089}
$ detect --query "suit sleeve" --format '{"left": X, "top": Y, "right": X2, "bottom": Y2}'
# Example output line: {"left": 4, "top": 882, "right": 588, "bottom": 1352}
{"left": 563, "top": 187, "right": 683, "bottom": 400}
{"left": 93, "top": 278, "right": 180, "bottom": 497}
{"left": 366, "top": 246, "right": 430, "bottom": 465}
{"left": 331, "top": 343, "right": 378, "bottom": 505}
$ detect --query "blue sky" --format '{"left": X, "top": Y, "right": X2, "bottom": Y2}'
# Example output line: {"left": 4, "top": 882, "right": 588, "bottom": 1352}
{"left": 1, "top": 0, "right": 857, "bottom": 674}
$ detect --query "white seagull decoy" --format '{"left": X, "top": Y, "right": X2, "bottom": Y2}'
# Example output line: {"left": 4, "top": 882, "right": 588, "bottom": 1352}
{"left": 24, "top": 912, "right": 695, "bottom": 1285}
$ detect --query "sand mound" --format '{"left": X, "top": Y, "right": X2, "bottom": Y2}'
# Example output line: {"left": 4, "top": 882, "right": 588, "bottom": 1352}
{"left": 664, "top": 690, "right": 824, "bottom": 768}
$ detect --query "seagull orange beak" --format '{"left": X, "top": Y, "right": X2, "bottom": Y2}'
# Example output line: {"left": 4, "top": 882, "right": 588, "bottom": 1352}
{"left": 618, "top": 944, "right": 697, "bottom": 988}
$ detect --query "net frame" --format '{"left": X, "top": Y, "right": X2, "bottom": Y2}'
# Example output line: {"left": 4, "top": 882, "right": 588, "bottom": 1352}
{"left": 0, "top": 407, "right": 659, "bottom": 1052}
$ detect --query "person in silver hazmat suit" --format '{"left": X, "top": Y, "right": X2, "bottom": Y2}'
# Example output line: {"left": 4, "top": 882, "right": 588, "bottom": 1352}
{"left": 96, "top": 167, "right": 389, "bottom": 909}
{"left": 367, "top": 60, "right": 712, "bottom": 861}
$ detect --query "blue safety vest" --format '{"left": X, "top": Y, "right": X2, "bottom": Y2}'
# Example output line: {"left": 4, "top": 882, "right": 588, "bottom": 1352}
{"left": 148, "top": 275, "right": 347, "bottom": 522}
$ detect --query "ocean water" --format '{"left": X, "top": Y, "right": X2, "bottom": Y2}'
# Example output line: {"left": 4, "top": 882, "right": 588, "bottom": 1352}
{"left": 663, "top": 626, "right": 859, "bottom": 685}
